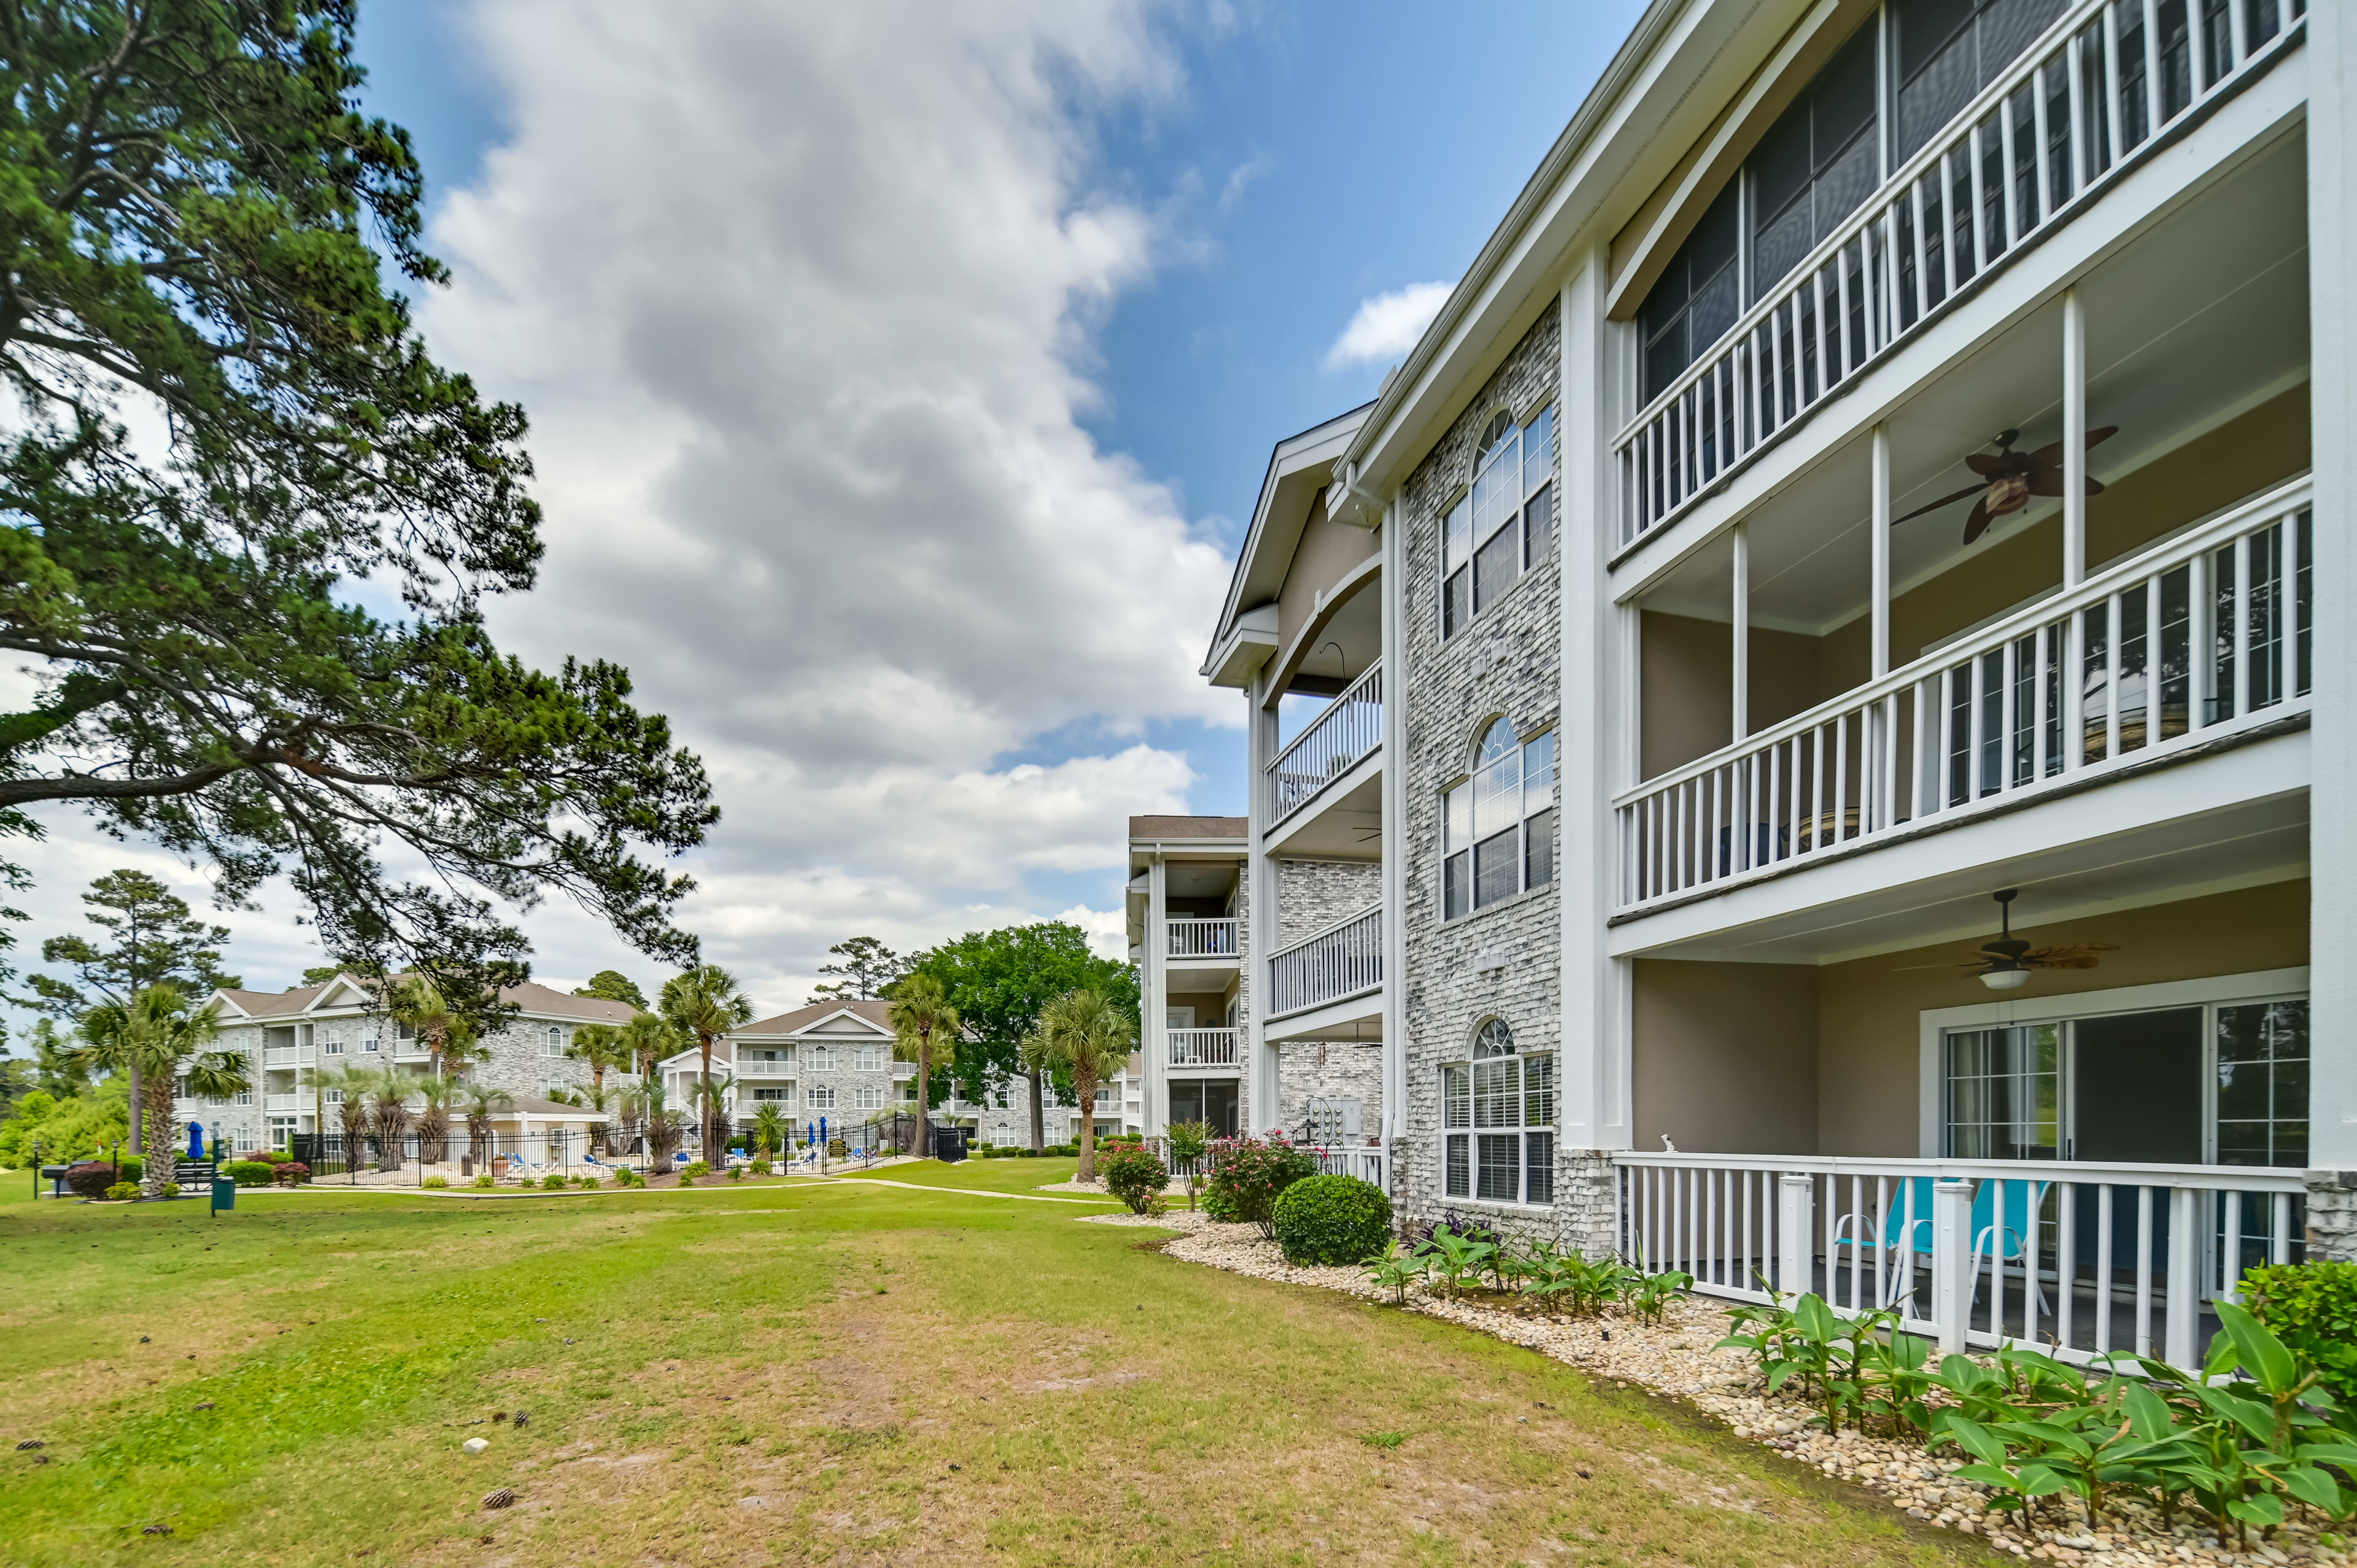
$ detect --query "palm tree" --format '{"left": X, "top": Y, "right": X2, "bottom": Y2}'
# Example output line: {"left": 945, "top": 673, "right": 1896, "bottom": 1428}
{"left": 415, "top": 1077, "right": 458, "bottom": 1165}
{"left": 889, "top": 972, "right": 960, "bottom": 1160}
{"left": 461, "top": 1083, "right": 515, "bottom": 1170}
{"left": 659, "top": 966, "right": 753, "bottom": 1163}
{"left": 751, "top": 1101, "right": 789, "bottom": 1163}
{"left": 320, "top": 1064, "right": 374, "bottom": 1181}
{"left": 617, "top": 1012, "right": 676, "bottom": 1084}
{"left": 643, "top": 1081, "right": 684, "bottom": 1167}
{"left": 71, "top": 986, "right": 240, "bottom": 1194}
{"left": 367, "top": 1068, "right": 416, "bottom": 1172}
{"left": 1022, "top": 987, "right": 1134, "bottom": 1183}
{"left": 688, "top": 1072, "right": 737, "bottom": 1162}
{"left": 572, "top": 1080, "right": 624, "bottom": 1158}
{"left": 388, "top": 976, "right": 480, "bottom": 1079}
{"left": 567, "top": 1022, "right": 637, "bottom": 1094}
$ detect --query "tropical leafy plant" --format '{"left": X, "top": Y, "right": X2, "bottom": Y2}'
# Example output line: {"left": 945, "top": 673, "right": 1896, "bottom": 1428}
{"left": 660, "top": 967, "right": 753, "bottom": 1158}
{"left": 1020, "top": 987, "right": 1129, "bottom": 1182}
{"left": 1166, "top": 1119, "right": 1211, "bottom": 1212}
{"left": 1363, "top": 1239, "right": 1428, "bottom": 1305}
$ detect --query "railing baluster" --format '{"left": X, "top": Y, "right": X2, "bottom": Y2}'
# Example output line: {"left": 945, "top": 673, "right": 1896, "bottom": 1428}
{"left": 2134, "top": 1185, "right": 2155, "bottom": 1358}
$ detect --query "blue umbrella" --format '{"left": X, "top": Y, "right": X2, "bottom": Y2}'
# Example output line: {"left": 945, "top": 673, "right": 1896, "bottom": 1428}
{"left": 186, "top": 1121, "right": 204, "bottom": 1159}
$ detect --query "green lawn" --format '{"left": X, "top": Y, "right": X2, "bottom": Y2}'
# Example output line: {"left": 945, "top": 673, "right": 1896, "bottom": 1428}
{"left": 835, "top": 1154, "right": 1107, "bottom": 1196}
{"left": 0, "top": 1168, "right": 1995, "bottom": 1567}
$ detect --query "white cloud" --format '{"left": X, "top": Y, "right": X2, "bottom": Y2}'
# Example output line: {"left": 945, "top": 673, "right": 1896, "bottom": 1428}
{"left": 1323, "top": 279, "right": 1455, "bottom": 371}
{"left": 403, "top": 0, "right": 1239, "bottom": 1000}
{"left": 7, "top": 0, "right": 1244, "bottom": 1025}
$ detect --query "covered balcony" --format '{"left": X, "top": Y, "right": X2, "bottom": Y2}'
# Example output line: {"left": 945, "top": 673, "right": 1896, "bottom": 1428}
{"left": 1608, "top": 876, "right": 2309, "bottom": 1369}
{"left": 1265, "top": 904, "right": 1382, "bottom": 1041}
{"left": 1167, "top": 1027, "right": 1239, "bottom": 1068}
{"left": 1617, "top": 119, "right": 2309, "bottom": 937}
{"left": 1616, "top": 0, "right": 2305, "bottom": 547}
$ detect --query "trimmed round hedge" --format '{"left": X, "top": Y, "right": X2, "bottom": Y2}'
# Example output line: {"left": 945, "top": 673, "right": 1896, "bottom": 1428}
{"left": 1270, "top": 1173, "right": 1392, "bottom": 1266}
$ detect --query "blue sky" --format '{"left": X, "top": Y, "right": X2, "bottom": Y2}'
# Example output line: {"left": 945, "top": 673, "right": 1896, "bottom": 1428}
{"left": 8, "top": 4, "right": 1648, "bottom": 1021}
{"left": 350, "top": 0, "right": 1641, "bottom": 837}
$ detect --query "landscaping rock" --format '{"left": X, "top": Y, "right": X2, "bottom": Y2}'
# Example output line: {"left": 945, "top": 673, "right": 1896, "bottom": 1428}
{"left": 462, "top": 1437, "right": 489, "bottom": 1455}
{"left": 1147, "top": 1213, "right": 2357, "bottom": 1568}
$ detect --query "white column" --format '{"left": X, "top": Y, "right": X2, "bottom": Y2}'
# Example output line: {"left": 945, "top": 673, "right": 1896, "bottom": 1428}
{"left": 1777, "top": 1173, "right": 1816, "bottom": 1297}
{"left": 1146, "top": 855, "right": 1168, "bottom": 1135}
{"left": 1380, "top": 501, "right": 1407, "bottom": 1152}
{"left": 1732, "top": 522, "right": 1750, "bottom": 741}
{"left": 2062, "top": 286, "right": 2088, "bottom": 588}
{"left": 1559, "top": 250, "right": 1631, "bottom": 1154}
{"left": 1871, "top": 422, "right": 1892, "bottom": 678}
{"left": 1246, "top": 675, "right": 1282, "bottom": 1134}
{"left": 2309, "top": 0, "right": 2357, "bottom": 1181}
{"left": 1932, "top": 1177, "right": 1973, "bottom": 1350}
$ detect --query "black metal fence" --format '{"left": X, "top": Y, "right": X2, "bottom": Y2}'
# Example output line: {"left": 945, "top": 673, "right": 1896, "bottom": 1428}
{"left": 285, "top": 1113, "right": 931, "bottom": 1186}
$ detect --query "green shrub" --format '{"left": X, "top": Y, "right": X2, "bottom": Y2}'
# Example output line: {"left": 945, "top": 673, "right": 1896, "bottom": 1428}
{"left": 1201, "top": 1183, "right": 1239, "bottom": 1222}
{"left": 1271, "top": 1174, "right": 1391, "bottom": 1265}
{"left": 1099, "top": 1146, "right": 1170, "bottom": 1215}
{"left": 471, "top": 1173, "right": 495, "bottom": 1190}
{"left": 63, "top": 1161, "right": 117, "bottom": 1197}
{"left": 222, "top": 1159, "right": 275, "bottom": 1188}
{"left": 158, "top": 1181, "right": 180, "bottom": 1199}
{"left": 541, "top": 1173, "right": 565, "bottom": 1190}
{"left": 609, "top": 1169, "right": 636, "bottom": 1188}
{"left": 726, "top": 1166, "right": 744, "bottom": 1181}
{"left": 2242, "top": 1259, "right": 2357, "bottom": 1405}
{"left": 272, "top": 1161, "right": 311, "bottom": 1185}
{"left": 747, "top": 1158, "right": 772, "bottom": 1176}
{"left": 1204, "top": 1135, "right": 1320, "bottom": 1239}
{"left": 422, "top": 1175, "right": 449, "bottom": 1189}
{"left": 115, "top": 1156, "right": 144, "bottom": 1185}
{"left": 104, "top": 1181, "right": 139, "bottom": 1202}
{"left": 679, "top": 1159, "right": 710, "bottom": 1181}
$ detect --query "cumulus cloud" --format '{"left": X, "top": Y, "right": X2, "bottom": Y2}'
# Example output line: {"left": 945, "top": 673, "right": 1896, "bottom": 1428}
{"left": 384, "top": 0, "right": 1242, "bottom": 1007}
{"left": 1323, "top": 279, "right": 1455, "bottom": 370}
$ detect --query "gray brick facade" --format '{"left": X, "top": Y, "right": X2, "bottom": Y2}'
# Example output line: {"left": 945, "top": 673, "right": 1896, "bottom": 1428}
{"left": 1395, "top": 301, "right": 1574, "bottom": 1246}
{"left": 1275, "top": 1038, "right": 1382, "bottom": 1143}
{"left": 1272, "top": 859, "right": 1382, "bottom": 948}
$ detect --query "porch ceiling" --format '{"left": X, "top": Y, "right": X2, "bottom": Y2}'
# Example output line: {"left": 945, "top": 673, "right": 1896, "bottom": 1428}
{"left": 1610, "top": 732, "right": 2309, "bottom": 965}
{"left": 1641, "top": 125, "right": 2309, "bottom": 633}
{"left": 1261, "top": 757, "right": 1382, "bottom": 860}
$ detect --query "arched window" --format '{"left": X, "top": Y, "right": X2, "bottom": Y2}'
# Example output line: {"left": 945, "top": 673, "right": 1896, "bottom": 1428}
{"left": 1441, "top": 403, "right": 1555, "bottom": 638}
{"left": 1441, "top": 1018, "right": 1555, "bottom": 1205}
{"left": 544, "top": 1026, "right": 565, "bottom": 1056}
{"left": 1442, "top": 719, "right": 1557, "bottom": 918}
{"left": 808, "top": 1046, "right": 833, "bottom": 1071}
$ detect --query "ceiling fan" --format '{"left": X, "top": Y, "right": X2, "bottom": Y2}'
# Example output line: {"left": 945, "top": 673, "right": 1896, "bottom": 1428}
{"left": 1895, "top": 889, "right": 2118, "bottom": 991}
{"left": 1892, "top": 426, "right": 2118, "bottom": 546}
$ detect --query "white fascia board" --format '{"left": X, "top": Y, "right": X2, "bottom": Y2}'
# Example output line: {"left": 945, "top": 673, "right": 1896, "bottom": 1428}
{"left": 1204, "top": 411, "right": 1369, "bottom": 674}
{"left": 1204, "top": 602, "right": 1280, "bottom": 686}
{"left": 1344, "top": 0, "right": 1778, "bottom": 493}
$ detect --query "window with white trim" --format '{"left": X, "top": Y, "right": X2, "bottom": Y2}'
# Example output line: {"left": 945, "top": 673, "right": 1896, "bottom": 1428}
{"left": 1442, "top": 720, "right": 1556, "bottom": 919}
{"left": 753, "top": 1086, "right": 792, "bottom": 1103}
{"left": 853, "top": 1084, "right": 884, "bottom": 1111}
{"left": 1441, "top": 405, "right": 1554, "bottom": 638}
{"left": 806, "top": 1083, "right": 837, "bottom": 1110}
{"left": 853, "top": 1044, "right": 886, "bottom": 1071}
{"left": 808, "top": 1046, "right": 834, "bottom": 1071}
{"left": 1441, "top": 1019, "right": 1554, "bottom": 1205}
{"left": 359, "top": 1026, "right": 379, "bottom": 1054}
{"left": 543, "top": 1027, "right": 565, "bottom": 1056}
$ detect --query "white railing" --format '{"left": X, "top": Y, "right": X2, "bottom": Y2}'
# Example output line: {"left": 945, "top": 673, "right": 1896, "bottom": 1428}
{"left": 1617, "top": 481, "right": 2312, "bottom": 911}
{"left": 891, "top": 1062, "right": 916, "bottom": 1079}
{"left": 263, "top": 1045, "right": 313, "bottom": 1067}
{"left": 736, "top": 1059, "right": 794, "bottom": 1078}
{"left": 1616, "top": 1151, "right": 2305, "bottom": 1368}
{"left": 264, "top": 1094, "right": 302, "bottom": 1113}
{"left": 1268, "top": 905, "right": 1382, "bottom": 1018}
{"left": 1167, "top": 917, "right": 1240, "bottom": 959}
{"left": 1617, "top": 0, "right": 2303, "bottom": 544}
{"left": 1312, "top": 1144, "right": 1391, "bottom": 1192}
{"left": 1167, "top": 1028, "right": 1238, "bottom": 1067}
{"left": 1268, "top": 662, "right": 1382, "bottom": 824}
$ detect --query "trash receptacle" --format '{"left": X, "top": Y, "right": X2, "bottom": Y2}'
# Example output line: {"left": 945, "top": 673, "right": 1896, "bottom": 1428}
{"left": 211, "top": 1176, "right": 234, "bottom": 1212}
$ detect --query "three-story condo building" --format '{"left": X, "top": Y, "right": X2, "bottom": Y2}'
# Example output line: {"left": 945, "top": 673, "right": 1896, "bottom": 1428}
{"left": 1196, "top": 0, "right": 2350, "bottom": 1364}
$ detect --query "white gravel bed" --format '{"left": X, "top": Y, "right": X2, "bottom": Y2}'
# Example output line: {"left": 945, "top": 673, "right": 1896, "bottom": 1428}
{"left": 1147, "top": 1218, "right": 2354, "bottom": 1568}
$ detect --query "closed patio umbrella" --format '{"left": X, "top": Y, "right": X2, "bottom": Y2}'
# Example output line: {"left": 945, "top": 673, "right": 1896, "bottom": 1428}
{"left": 186, "top": 1122, "right": 204, "bottom": 1159}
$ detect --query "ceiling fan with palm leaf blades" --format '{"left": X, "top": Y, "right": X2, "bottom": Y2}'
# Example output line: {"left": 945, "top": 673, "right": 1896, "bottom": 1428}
{"left": 1895, "top": 889, "right": 2118, "bottom": 990}
{"left": 1892, "top": 426, "right": 2118, "bottom": 546}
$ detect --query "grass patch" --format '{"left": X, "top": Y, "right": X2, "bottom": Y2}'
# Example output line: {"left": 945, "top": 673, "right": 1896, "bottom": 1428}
{"left": 832, "top": 1154, "right": 1099, "bottom": 1195}
{"left": 0, "top": 1178, "right": 1997, "bottom": 1567}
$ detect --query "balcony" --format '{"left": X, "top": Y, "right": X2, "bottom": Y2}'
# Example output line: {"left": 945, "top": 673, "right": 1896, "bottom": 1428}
{"left": 735, "top": 1058, "right": 795, "bottom": 1078}
{"left": 1167, "top": 1028, "right": 1239, "bottom": 1068}
{"left": 1615, "top": 479, "right": 2312, "bottom": 914}
{"left": 262, "top": 1045, "right": 313, "bottom": 1067}
{"left": 1267, "top": 661, "right": 1381, "bottom": 827}
{"left": 264, "top": 1094, "right": 302, "bottom": 1114}
{"left": 1616, "top": 0, "right": 2302, "bottom": 546}
{"left": 1268, "top": 905, "right": 1382, "bottom": 1021}
{"left": 1166, "top": 917, "right": 1238, "bottom": 960}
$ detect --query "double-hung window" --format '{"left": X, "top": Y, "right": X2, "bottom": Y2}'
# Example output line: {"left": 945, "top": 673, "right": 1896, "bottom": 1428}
{"left": 1442, "top": 720, "right": 1557, "bottom": 919}
{"left": 853, "top": 1044, "right": 887, "bottom": 1071}
{"left": 806, "top": 1083, "right": 837, "bottom": 1111}
{"left": 1441, "top": 405, "right": 1555, "bottom": 638}
{"left": 1441, "top": 1020, "right": 1555, "bottom": 1205}
{"left": 853, "top": 1084, "right": 884, "bottom": 1111}
{"left": 808, "top": 1046, "right": 834, "bottom": 1071}
{"left": 543, "top": 1026, "right": 565, "bottom": 1057}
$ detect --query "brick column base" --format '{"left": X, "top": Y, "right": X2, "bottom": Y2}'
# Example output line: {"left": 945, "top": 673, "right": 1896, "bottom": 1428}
{"left": 2306, "top": 1170, "right": 2357, "bottom": 1262}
